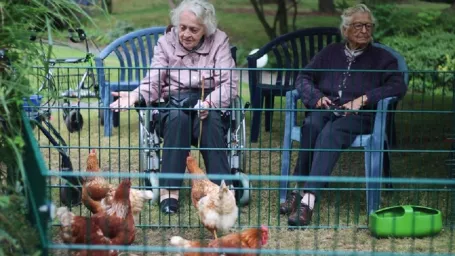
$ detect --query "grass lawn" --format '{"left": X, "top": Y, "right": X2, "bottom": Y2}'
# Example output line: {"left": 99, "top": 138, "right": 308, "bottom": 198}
{"left": 36, "top": 80, "right": 455, "bottom": 255}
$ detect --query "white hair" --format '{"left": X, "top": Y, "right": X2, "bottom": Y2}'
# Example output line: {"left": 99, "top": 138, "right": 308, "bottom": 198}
{"left": 170, "top": 0, "right": 218, "bottom": 36}
{"left": 339, "top": 4, "right": 376, "bottom": 39}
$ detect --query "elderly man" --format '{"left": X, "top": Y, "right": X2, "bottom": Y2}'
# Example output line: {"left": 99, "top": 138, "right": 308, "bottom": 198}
{"left": 281, "top": 4, "right": 407, "bottom": 227}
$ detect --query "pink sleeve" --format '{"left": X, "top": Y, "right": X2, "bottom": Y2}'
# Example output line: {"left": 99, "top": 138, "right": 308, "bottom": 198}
{"left": 133, "top": 38, "right": 168, "bottom": 105}
{"left": 205, "top": 36, "right": 239, "bottom": 108}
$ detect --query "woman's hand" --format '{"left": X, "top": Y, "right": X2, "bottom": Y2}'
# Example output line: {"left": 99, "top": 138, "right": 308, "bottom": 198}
{"left": 341, "top": 95, "right": 368, "bottom": 115}
{"left": 194, "top": 100, "right": 210, "bottom": 120}
{"left": 315, "top": 96, "right": 332, "bottom": 109}
{"left": 109, "top": 91, "right": 140, "bottom": 112}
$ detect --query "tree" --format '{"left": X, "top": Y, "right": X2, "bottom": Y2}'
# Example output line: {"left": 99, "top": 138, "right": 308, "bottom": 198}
{"left": 319, "top": 0, "right": 335, "bottom": 13}
{"left": 250, "top": 0, "right": 300, "bottom": 40}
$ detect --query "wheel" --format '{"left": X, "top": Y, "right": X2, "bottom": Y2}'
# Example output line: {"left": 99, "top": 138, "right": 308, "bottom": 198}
{"left": 234, "top": 171, "right": 250, "bottom": 206}
{"left": 143, "top": 170, "right": 160, "bottom": 205}
{"left": 227, "top": 98, "right": 247, "bottom": 169}
{"left": 139, "top": 108, "right": 161, "bottom": 204}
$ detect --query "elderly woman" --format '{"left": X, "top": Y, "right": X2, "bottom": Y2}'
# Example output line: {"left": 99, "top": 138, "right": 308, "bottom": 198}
{"left": 280, "top": 4, "right": 407, "bottom": 226}
{"left": 109, "top": 0, "right": 238, "bottom": 214}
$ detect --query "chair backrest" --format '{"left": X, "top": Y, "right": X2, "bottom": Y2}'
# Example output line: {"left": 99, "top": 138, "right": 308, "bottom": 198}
{"left": 373, "top": 42, "right": 409, "bottom": 86}
{"left": 97, "top": 26, "right": 166, "bottom": 83}
{"left": 247, "top": 27, "right": 342, "bottom": 88}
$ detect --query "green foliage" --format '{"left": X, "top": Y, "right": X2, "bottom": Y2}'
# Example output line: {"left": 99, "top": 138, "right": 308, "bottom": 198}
{"left": 381, "top": 31, "right": 455, "bottom": 91}
{"left": 0, "top": 195, "right": 40, "bottom": 255}
{"left": 436, "top": 54, "right": 455, "bottom": 85}
{"left": 335, "top": 0, "right": 350, "bottom": 11}
{"left": 372, "top": 4, "right": 441, "bottom": 40}
{"left": 103, "top": 20, "right": 136, "bottom": 43}
{"left": 1, "top": 0, "right": 97, "bottom": 253}
{"left": 421, "top": 0, "right": 453, "bottom": 3}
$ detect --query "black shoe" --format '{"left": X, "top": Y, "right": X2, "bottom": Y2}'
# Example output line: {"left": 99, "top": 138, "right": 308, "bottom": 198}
{"left": 160, "top": 198, "right": 179, "bottom": 214}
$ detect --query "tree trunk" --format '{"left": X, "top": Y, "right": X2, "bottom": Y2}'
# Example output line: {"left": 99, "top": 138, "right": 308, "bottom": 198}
{"left": 277, "top": 0, "right": 288, "bottom": 36}
{"left": 318, "top": 0, "right": 335, "bottom": 13}
{"left": 250, "top": 0, "right": 277, "bottom": 40}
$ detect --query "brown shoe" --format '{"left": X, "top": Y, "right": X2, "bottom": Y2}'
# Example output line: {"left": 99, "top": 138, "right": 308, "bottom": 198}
{"left": 279, "top": 191, "right": 302, "bottom": 214}
{"left": 288, "top": 203, "right": 312, "bottom": 226}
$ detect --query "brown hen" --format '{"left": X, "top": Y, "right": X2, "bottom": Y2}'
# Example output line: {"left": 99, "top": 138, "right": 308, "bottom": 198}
{"left": 57, "top": 179, "right": 136, "bottom": 255}
{"left": 170, "top": 226, "right": 269, "bottom": 256}
{"left": 82, "top": 149, "right": 153, "bottom": 217}
{"left": 187, "top": 155, "right": 238, "bottom": 239}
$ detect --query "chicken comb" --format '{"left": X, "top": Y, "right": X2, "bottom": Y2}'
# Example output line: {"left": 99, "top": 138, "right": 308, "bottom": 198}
{"left": 90, "top": 149, "right": 96, "bottom": 154}
{"left": 260, "top": 225, "right": 269, "bottom": 231}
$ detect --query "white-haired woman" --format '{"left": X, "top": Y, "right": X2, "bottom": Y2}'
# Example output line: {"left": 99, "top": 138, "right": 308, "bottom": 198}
{"left": 109, "top": 0, "right": 238, "bottom": 214}
{"left": 280, "top": 4, "right": 407, "bottom": 226}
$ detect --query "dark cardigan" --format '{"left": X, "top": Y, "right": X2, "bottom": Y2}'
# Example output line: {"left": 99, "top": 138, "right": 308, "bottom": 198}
{"left": 296, "top": 42, "right": 407, "bottom": 109}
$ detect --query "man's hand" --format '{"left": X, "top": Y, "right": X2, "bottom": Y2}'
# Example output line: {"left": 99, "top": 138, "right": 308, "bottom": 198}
{"left": 315, "top": 96, "right": 333, "bottom": 109}
{"left": 194, "top": 100, "right": 210, "bottom": 120}
{"left": 109, "top": 91, "right": 140, "bottom": 112}
{"left": 341, "top": 95, "right": 368, "bottom": 115}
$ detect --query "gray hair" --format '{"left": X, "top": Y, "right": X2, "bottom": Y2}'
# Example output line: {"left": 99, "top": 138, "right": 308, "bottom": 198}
{"left": 170, "top": 0, "right": 218, "bottom": 36}
{"left": 339, "top": 4, "right": 376, "bottom": 38}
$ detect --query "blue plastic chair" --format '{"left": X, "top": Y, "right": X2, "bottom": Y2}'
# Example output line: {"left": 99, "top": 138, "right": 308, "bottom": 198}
{"left": 247, "top": 27, "right": 342, "bottom": 142}
{"left": 280, "top": 43, "right": 409, "bottom": 214}
{"left": 95, "top": 26, "right": 166, "bottom": 136}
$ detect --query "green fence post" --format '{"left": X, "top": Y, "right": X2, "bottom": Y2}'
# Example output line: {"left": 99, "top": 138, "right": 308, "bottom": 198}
{"left": 21, "top": 110, "right": 50, "bottom": 255}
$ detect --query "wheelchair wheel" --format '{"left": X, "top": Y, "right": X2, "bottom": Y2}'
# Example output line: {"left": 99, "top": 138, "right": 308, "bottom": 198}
{"left": 228, "top": 97, "right": 250, "bottom": 206}
{"left": 139, "top": 108, "right": 161, "bottom": 204}
{"left": 143, "top": 170, "right": 160, "bottom": 205}
{"left": 233, "top": 171, "right": 250, "bottom": 206}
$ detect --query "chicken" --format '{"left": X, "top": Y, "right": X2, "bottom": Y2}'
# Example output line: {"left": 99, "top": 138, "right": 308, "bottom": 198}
{"left": 97, "top": 179, "right": 136, "bottom": 245}
{"left": 170, "top": 226, "right": 269, "bottom": 256}
{"left": 82, "top": 149, "right": 153, "bottom": 217}
{"left": 56, "top": 207, "right": 117, "bottom": 256}
{"left": 57, "top": 179, "right": 136, "bottom": 254}
{"left": 186, "top": 155, "right": 238, "bottom": 239}
{"left": 81, "top": 149, "right": 111, "bottom": 213}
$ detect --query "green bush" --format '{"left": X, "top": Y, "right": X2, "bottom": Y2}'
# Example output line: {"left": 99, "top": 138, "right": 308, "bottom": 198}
{"left": 421, "top": 0, "right": 453, "bottom": 3}
{"left": 381, "top": 31, "right": 455, "bottom": 91}
{"left": 372, "top": 4, "right": 441, "bottom": 40}
{"left": 0, "top": 195, "right": 40, "bottom": 255}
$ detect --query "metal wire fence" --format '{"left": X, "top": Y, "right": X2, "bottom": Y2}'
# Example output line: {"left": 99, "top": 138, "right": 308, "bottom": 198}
{"left": 23, "top": 66, "right": 455, "bottom": 255}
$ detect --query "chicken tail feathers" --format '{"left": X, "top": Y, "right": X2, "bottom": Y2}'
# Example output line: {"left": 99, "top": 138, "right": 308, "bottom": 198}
{"left": 170, "top": 236, "right": 189, "bottom": 247}
{"left": 170, "top": 236, "right": 201, "bottom": 249}
{"left": 56, "top": 207, "right": 74, "bottom": 227}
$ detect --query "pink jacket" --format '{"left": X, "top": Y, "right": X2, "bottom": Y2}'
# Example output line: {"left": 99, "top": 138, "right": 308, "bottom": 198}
{"left": 134, "top": 27, "right": 239, "bottom": 108}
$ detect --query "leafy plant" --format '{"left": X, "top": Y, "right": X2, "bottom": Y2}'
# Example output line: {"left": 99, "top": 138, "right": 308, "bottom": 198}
{"left": 436, "top": 54, "right": 455, "bottom": 85}
{"left": 1, "top": 0, "right": 98, "bottom": 254}
{"left": 372, "top": 4, "right": 441, "bottom": 40}
{"left": 0, "top": 194, "right": 40, "bottom": 255}
{"left": 381, "top": 31, "right": 455, "bottom": 92}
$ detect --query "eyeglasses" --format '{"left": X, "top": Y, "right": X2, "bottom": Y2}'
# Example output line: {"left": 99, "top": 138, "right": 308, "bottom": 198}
{"left": 349, "top": 23, "right": 375, "bottom": 31}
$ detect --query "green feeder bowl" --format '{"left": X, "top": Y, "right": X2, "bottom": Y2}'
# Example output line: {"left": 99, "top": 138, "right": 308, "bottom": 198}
{"left": 369, "top": 205, "right": 442, "bottom": 238}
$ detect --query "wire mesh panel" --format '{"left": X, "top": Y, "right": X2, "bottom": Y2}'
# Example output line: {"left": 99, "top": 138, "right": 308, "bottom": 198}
{"left": 23, "top": 66, "right": 455, "bottom": 255}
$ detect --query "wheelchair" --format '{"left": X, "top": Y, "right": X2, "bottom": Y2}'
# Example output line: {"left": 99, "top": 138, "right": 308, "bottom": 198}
{"left": 137, "top": 96, "right": 251, "bottom": 206}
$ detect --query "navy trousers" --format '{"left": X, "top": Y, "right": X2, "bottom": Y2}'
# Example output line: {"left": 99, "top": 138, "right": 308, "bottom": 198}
{"left": 293, "top": 111, "right": 374, "bottom": 194}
